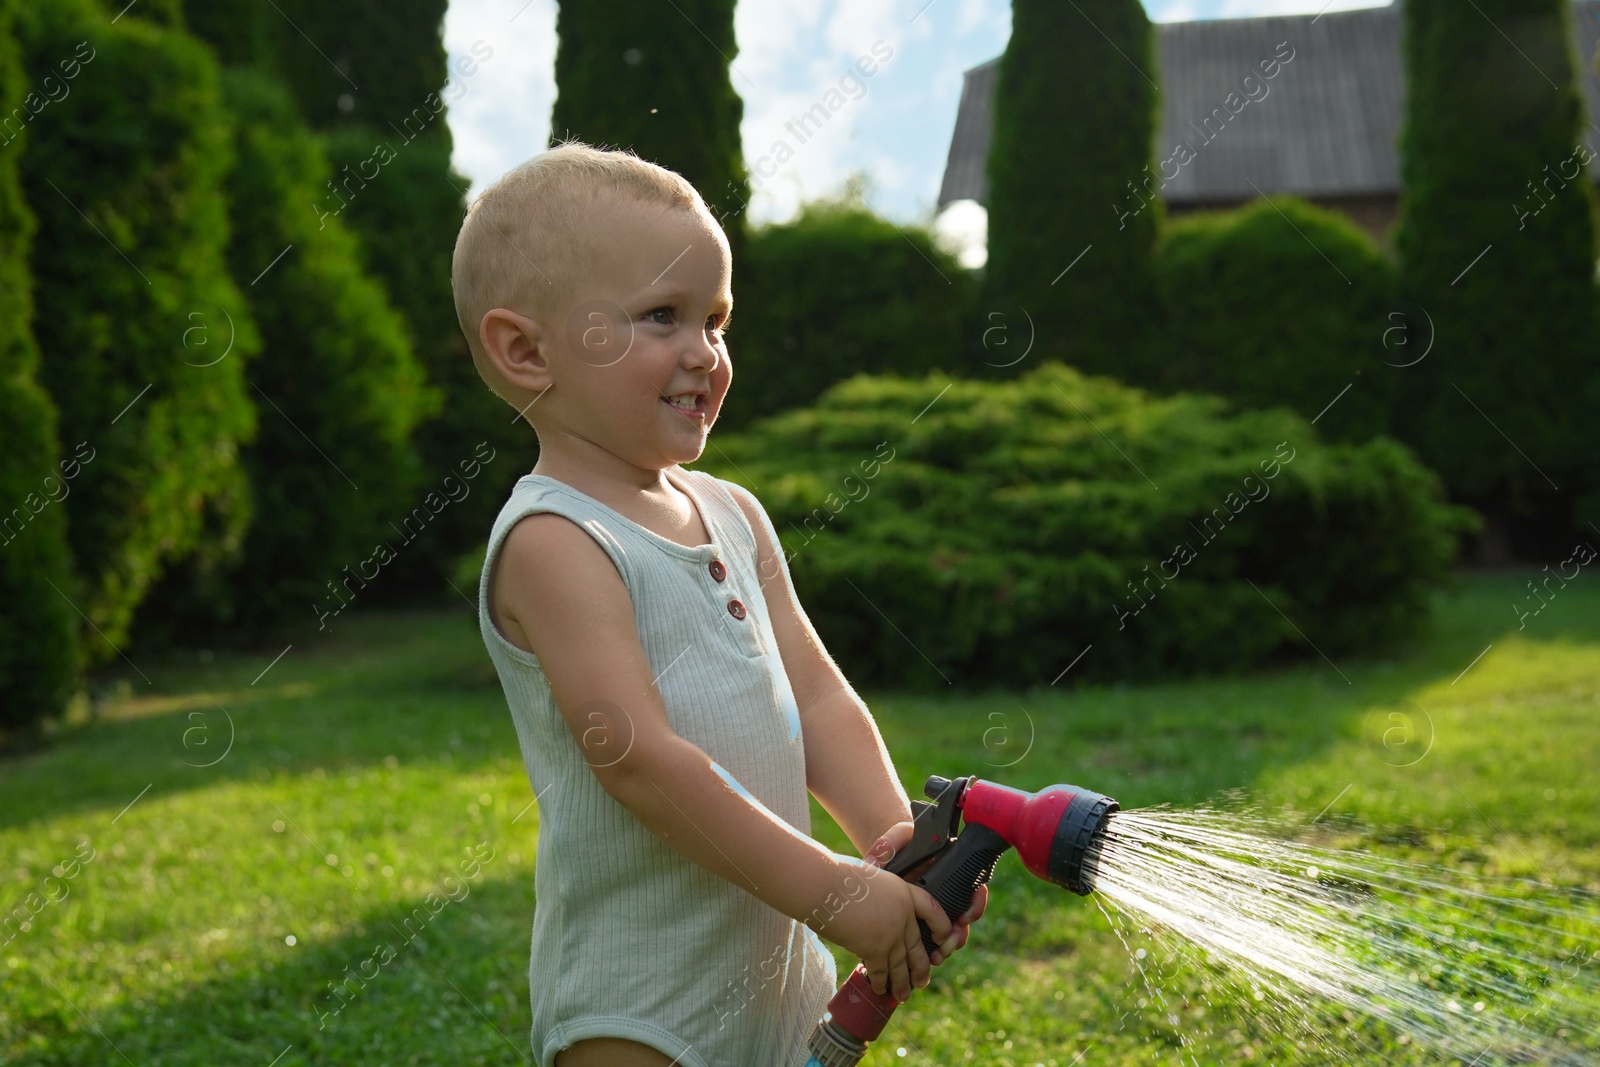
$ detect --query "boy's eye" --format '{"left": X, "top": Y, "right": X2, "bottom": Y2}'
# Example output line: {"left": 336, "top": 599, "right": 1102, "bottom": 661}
{"left": 645, "top": 306, "right": 674, "bottom": 326}
{"left": 707, "top": 313, "right": 731, "bottom": 335}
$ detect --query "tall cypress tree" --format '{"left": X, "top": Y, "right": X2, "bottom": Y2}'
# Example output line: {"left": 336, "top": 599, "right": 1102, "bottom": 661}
{"left": 134, "top": 70, "right": 436, "bottom": 642}
{"left": 983, "top": 0, "right": 1159, "bottom": 379}
{"left": 0, "top": 0, "right": 80, "bottom": 733}
{"left": 183, "top": 0, "right": 449, "bottom": 132}
{"left": 18, "top": 0, "right": 260, "bottom": 659}
{"left": 1394, "top": 0, "right": 1598, "bottom": 554}
{"left": 549, "top": 0, "right": 751, "bottom": 274}
{"left": 183, "top": 0, "right": 529, "bottom": 595}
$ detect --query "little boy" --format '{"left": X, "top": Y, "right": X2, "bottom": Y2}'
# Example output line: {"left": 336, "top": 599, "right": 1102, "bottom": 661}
{"left": 452, "top": 140, "right": 985, "bottom": 1067}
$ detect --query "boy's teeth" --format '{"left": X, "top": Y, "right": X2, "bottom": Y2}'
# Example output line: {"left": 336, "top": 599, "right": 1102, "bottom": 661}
{"left": 667, "top": 394, "right": 698, "bottom": 410}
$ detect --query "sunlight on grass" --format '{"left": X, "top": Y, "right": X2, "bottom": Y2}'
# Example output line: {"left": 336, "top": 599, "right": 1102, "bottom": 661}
{"left": 2, "top": 573, "right": 1596, "bottom": 1065}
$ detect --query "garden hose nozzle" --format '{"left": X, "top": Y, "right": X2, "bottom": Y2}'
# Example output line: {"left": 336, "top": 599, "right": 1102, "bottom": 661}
{"left": 805, "top": 775, "right": 1119, "bottom": 1067}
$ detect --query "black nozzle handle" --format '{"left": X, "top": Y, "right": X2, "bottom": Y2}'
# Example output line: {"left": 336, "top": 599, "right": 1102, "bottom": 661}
{"left": 907, "top": 822, "right": 1009, "bottom": 958}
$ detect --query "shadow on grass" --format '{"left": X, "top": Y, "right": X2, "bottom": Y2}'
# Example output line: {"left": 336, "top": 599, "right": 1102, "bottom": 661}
{"left": 0, "top": 609, "right": 510, "bottom": 834}
{"left": 8, "top": 874, "right": 539, "bottom": 1067}
{"left": 6, "top": 572, "right": 1596, "bottom": 838}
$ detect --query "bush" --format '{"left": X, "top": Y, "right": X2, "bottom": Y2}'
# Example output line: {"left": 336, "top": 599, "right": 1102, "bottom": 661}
{"left": 1395, "top": 0, "right": 1598, "bottom": 551}
{"left": 549, "top": 0, "right": 749, "bottom": 246}
{"left": 182, "top": 0, "right": 450, "bottom": 133}
{"left": 688, "top": 362, "right": 1474, "bottom": 691}
{"left": 0, "top": 0, "right": 80, "bottom": 736}
{"left": 17, "top": 0, "right": 260, "bottom": 660}
{"left": 717, "top": 198, "right": 977, "bottom": 431}
{"left": 189, "top": 0, "right": 506, "bottom": 596}
{"left": 322, "top": 128, "right": 526, "bottom": 596}
{"left": 983, "top": 0, "right": 1159, "bottom": 377}
{"left": 134, "top": 70, "right": 436, "bottom": 641}
{"left": 1152, "top": 197, "right": 1397, "bottom": 443}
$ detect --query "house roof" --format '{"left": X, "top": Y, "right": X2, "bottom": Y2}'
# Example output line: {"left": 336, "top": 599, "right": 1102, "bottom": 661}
{"left": 938, "top": 0, "right": 1600, "bottom": 207}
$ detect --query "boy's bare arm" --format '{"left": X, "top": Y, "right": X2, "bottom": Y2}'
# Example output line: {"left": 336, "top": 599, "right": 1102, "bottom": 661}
{"left": 724, "top": 485, "right": 912, "bottom": 857}
{"left": 496, "top": 514, "right": 889, "bottom": 924}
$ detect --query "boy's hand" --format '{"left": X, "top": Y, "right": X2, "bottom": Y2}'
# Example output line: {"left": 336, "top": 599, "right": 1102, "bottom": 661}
{"left": 818, "top": 856, "right": 952, "bottom": 1002}
{"left": 865, "top": 821, "right": 989, "bottom": 967}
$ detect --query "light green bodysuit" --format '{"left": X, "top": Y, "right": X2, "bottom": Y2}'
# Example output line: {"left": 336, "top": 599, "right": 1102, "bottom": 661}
{"left": 478, "top": 467, "right": 837, "bottom": 1067}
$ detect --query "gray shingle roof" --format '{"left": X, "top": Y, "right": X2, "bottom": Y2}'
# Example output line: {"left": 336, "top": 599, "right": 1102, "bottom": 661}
{"left": 938, "top": 1, "right": 1600, "bottom": 207}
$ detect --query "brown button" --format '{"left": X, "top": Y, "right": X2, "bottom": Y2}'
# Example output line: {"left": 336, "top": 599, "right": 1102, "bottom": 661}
{"left": 727, "top": 599, "right": 746, "bottom": 620}
{"left": 709, "top": 559, "right": 726, "bottom": 582}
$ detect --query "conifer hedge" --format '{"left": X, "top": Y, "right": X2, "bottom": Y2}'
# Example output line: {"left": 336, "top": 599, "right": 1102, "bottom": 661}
{"left": 321, "top": 127, "right": 526, "bottom": 595}
{"left": 549, "top": 0, "right": 750, "bottom": 269}
{"left": 984, "top": 0, "right": 1160, "bottom": 379}
{"left": 136, "top": 70, "right": 435, "bottom": 639}
{"left": 17, "top": 0, "right": 259, "bottom": 660}
{"left": 1394, "top": 0, "right": 1599, "bottom": 548}
{"left": 188, "top": 0, "right": 521, "bottom": 591}
{"left": 183, "top": 0, "right": 450, "bottom": 133}
{"left": 0, "top": 0, "right": 80, "bottom": 734}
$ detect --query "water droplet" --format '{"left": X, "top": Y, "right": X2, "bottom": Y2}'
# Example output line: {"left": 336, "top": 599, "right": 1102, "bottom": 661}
{"left": 285, "top": 935, "right": 297, "bottom": 946}
{"left": 271, "top": 820, "right": 285, "bottom": 833}
{"left": 1306, "top": 866, "right": 1320, "bottom": 879}
{"left": 1474, "top": 1001, "right": 1486, "bottom": 1012}
{"left": 325, "top": 854, "right": 338, "bottom": 865}
{"left": 1135, "top": 948, "right": 1147, "bottom": 959}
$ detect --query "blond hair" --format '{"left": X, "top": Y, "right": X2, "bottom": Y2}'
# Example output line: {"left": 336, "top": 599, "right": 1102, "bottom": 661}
{"left": 451, "top": 139, "right": 709, "bottom": 407}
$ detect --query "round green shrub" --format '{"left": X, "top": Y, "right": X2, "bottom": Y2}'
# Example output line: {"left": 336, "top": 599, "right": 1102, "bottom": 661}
{"left": 1152, "top": 196, "right": 1398, "bottom": 443}
{"left": 688, "top": 362, "right": 1474, "bottom": 691}
{"left": 0, "top": 0, "right": 80, "bottom": 736}
{"left": 718, "top": 198, "right": 977, "bottom": 432}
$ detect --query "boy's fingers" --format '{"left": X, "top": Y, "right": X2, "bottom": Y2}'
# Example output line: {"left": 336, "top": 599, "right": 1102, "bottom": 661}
{"left": 910, "top": 887, "right": 953, "bottom": 942}
{"left": 908, "top": 931, "right": 932, "bottom": 991}
{"left": 888, "top": 942, "right": 911, "bottom": 1002}
{"left": 866, "top": 958, "right": 889, "bottom": 997}
{"left": 959, "top": 884, "right": 989, "bottom": 924}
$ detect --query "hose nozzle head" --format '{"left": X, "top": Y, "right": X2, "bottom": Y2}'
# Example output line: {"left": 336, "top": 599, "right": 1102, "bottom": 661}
{"left": 1046, "top": 788, "right": 1118, "bottom": 895}
{"left": 958, "top": 779, "right": 1119, "bottom": 896}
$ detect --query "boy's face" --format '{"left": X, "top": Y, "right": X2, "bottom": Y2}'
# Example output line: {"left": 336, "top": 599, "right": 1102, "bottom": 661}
{"left": 543, "top": 195, "right": 733, "bottom": 471}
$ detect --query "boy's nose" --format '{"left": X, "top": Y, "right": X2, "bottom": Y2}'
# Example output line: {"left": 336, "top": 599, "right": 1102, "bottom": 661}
{"left": 683, "top": 335, "right": 721, "bottom": 373}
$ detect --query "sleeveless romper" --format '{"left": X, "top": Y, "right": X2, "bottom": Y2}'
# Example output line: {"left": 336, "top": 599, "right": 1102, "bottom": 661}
{"left": 477, "top": 466, "right": 838, "bottom": 1067}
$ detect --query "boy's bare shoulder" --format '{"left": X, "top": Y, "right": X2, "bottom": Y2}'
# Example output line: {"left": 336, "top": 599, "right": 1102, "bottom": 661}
{"left": 491, "top": 512, "right": 627, "bottom": 652}
{"left": 499, "top": 510, "right": 621, "bottom": 586}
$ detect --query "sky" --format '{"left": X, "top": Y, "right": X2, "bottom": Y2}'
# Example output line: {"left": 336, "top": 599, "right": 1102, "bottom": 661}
{"left": 440, "top": 0, "right": 1391, "bottom": 266}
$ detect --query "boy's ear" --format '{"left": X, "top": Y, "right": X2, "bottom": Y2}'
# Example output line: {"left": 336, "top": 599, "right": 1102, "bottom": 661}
{"left": 480, "top": 307, "right": 553, "bottom": 394}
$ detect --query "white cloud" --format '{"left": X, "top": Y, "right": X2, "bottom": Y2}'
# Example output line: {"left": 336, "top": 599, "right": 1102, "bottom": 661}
{"left": 441, "top": 0, "right": 1394, "bottom": 219}
{"left": 443, "top": 0, "right": 558, "bottom": 200}
{"left": 932, "top": 199, "right": 987, "bottom": 268}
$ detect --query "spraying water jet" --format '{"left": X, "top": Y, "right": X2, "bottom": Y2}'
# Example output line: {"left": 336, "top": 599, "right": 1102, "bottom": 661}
{"left": 805, "top": 775, "right": 1599, "bottom": 1067}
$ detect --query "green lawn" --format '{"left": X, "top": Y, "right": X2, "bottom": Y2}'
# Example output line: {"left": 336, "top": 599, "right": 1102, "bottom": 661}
{"left": 2, "top": 570, "right": 1597, "bottom": 1065}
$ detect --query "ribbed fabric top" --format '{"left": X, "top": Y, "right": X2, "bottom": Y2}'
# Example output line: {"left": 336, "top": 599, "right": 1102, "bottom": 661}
{"left": 477, "top": 467, "right": 837, "bottom": 1067}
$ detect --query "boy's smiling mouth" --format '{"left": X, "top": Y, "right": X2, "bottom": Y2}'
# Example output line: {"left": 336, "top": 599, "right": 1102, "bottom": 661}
{"left": 662, "top": 392, "right": 707, "bottom": 419}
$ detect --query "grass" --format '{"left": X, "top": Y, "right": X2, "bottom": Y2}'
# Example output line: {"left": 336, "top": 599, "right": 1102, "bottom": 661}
{"left": 1, "top": 570, "right": 1597, "bottom": 1065}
